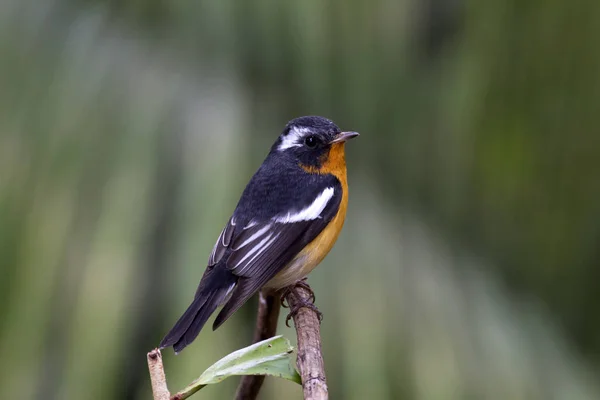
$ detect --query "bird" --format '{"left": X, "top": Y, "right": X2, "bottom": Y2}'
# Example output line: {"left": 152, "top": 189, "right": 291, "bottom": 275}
{"left": 160, "top": 116, "right": 359, "bottom": 353}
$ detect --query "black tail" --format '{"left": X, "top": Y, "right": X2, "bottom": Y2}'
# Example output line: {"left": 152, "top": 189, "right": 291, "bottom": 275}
{"left": 159, "top": 266, "right": 236, "bottom": 353}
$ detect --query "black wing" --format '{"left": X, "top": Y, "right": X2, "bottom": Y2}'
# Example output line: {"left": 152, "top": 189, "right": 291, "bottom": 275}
{"left": 208, "top": 173, "right": 342, "bottom": 329}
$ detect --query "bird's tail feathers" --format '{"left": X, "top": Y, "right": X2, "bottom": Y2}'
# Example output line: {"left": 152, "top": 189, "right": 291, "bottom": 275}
{"left": 159, "top": 268, "right": 236, "bottom": 353}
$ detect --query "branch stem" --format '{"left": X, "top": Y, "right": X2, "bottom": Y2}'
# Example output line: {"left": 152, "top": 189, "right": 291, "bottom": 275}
{"left": 284, "top": 284, "right": 328, "bottom": 400}
{"left": 147, "top": 349, "right": 170, "bottom": 400}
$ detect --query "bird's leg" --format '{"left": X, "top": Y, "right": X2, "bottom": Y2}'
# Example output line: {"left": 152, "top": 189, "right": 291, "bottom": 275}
{"left": 280, "top": 279, "right": 322, "bottom": 327}
{"left": 280, "top": 278, "right": 315, "bottom": 307}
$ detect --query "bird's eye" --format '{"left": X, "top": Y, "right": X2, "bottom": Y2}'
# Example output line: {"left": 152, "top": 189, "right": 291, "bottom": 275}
{"left": 305, "top": 135, "right": 318, "bottom": 148}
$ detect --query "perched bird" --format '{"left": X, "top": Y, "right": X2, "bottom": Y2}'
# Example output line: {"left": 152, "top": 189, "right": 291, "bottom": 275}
{"left": 160, "top": 116, "right": 358, "bottom": 353}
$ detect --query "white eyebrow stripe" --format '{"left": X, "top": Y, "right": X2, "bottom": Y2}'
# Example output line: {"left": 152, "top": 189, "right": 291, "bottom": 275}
{"left": 274, "top": 187, "right": 335, "bottom": 223}
{"left": 278, "top": 126, "right": 310, "bottom": 151}
{"left": 233, "top": 224, "right": 272, "bottom": 250}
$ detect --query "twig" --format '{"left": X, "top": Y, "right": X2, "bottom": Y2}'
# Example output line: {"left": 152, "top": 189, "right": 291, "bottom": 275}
{"left": 284, "top": 283, "right": 328, "bottom": 400}
{"left": 235, "top": 291, "right": 281, "bottom": 400}
{"left": 147, "top": 349, "right": 171, "bottom": 400}
{"left": 170, "top": 380, "right": 205, "bottom": 400}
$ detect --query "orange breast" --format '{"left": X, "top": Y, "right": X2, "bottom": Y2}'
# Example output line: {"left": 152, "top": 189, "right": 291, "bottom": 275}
{"left": 266, "top": 143, "right": 349, "bottom": 289}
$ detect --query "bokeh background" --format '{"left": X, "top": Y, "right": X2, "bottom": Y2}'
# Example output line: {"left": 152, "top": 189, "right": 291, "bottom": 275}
{"left": 1, "top": 0, "right": 599, "bottom": 399}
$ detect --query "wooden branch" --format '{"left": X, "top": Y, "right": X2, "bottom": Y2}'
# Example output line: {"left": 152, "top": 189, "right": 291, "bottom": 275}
{"left": 147, "top": 349, "right": 170, "bottom": 400}
{"left": 284, "top": 283, "right": 328, "bottom": 400}
{"left": 235, "top": 291, "right": 281, "bottom": 400}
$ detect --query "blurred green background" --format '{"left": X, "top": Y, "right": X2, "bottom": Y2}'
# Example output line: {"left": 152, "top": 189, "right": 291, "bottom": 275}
{"left": 1, "top": 0, "right": 599, "bottom": 399}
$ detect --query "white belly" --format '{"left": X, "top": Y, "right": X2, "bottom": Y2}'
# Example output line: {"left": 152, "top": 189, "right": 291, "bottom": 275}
{"left": 264, "top": 253, "right": 315, "bottom": 290}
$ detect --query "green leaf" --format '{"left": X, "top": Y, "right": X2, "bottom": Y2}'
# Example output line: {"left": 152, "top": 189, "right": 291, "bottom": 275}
{"left": 172, "top": 335, "right": 301, "bottom": 399}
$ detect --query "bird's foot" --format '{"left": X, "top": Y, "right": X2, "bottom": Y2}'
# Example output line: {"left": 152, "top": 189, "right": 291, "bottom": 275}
{"left": 280, "top": 279, "right": 322, "bottom": 327}
{"left": 280, "top": 278, "right": 315, "bottom": 307}
{"left": 285, "top": 300, "right": 322, "bottom": 327}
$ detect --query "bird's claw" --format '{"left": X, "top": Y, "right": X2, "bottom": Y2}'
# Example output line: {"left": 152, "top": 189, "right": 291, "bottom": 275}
{"left": 285, "top": 301, "right": 322, "bottom": 327}
{"left": 280, "top": 279, "right": 322, "bottom": 327}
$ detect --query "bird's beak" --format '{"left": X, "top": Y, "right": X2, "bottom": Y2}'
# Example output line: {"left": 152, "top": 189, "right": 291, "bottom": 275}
{"left": 329, "top": 131, "right": 360, "bottom": 144}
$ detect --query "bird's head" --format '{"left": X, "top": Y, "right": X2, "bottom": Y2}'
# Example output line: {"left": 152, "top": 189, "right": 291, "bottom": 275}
{"left": 272, "top": 116, "right": 359, "bottom": 173}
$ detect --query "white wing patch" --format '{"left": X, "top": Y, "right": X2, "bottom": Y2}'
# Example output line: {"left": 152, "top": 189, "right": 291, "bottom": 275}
{"left": 243, "top": 220, "right": 258, "bottom": 229}
{"left": 234, "top": 232, "right": 280, "bottom": 274}
{"left": 278, "top": 126, "right": 311, "bottom": 151}
{"left": 233, "top": 224, "right": 272, "bottom": 250}
{"left": 274, "top": 187, "right": 335, "bottom": 223}
{"left": 208, "top": 216, "right": 236, "bottom": 265}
